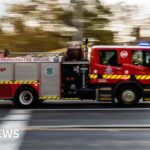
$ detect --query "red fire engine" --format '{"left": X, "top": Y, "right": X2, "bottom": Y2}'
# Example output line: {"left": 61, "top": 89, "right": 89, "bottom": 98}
{"left": 0, "top": 40, "right": 150, "bottom": 107}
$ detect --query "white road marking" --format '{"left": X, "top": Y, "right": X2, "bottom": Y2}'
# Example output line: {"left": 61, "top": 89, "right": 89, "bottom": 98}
{"left": 0, "top": 110, "right": 31, "bottom": 150}
{"left": 31, "top": 108, "right": 150, "bottom": 111}
{"left": 28, "top": 124, "right": 150, "bottom": 129}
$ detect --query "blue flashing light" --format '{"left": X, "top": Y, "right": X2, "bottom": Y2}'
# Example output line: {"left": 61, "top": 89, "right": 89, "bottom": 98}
{"left": 138, "top": 41, "right": 150, "bottom": 46}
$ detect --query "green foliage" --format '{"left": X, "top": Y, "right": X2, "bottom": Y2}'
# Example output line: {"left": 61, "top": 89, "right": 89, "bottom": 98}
{"left": 10, "top": 4, "right": 37, "bottom": 15}
{"left": 85, "top": 29, "right": 114, "bottom": 44}
{"left": 0, "top": 30, "right": 70, "bottom": 51}
{"left": 57, "top": 11, "right": 73, "bottom": 26}
{"left": 83, "top": 11, "right": 97, "bottom": 18}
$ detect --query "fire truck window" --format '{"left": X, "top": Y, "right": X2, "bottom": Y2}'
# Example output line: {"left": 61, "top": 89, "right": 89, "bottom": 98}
{"left": 132, "top": 51, "right": 143, "bottom": 66}
{"left": 145, "top": 51, "right": 150, "bottom": 66}
{"left": 100, "top": 51, "right": 118, "bottom": 66}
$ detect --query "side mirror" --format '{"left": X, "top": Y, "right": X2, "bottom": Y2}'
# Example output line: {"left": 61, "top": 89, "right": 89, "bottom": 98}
{"left": 144, "top": 58, "right": 150, "bottom": 66}
{"left": 148, "top": 58, "right": 150, "bottom": 66}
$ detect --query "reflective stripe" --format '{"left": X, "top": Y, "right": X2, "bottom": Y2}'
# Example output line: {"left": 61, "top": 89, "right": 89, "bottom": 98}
{"left": 106, "top": 75, "right": 112, "bottom": 79}
{"left": 90, "top": 74, "right": 98, "bottom": 79}
{"left": 116, "top": 75, "right": 122, "bottom": 79}
{"left": 102, "top": 75, "right": 130, "bottom": 80}
{"left": 99, "top": 98, "right": 112, "bottom": 101}
{"left": 141, "top": 75, "right": 147, "bottom": 80}
{"left": 122, "top": 75, "right": 130, "bottom": 79}
{"left": 0, "top": 80, "right": 38, "bottom": 84}
{"left": 135, "top": 75, "right": 150, "bottom": 80}
{"left": 110, "top": 75, "right": 117, "bottom": 79}
{"left": 146, "top": 75, "right": 150, "bottom": 80}
{"left": 39, "top": 97, "right": 79, "bottom": 100}
{"left": 0, "top": 81, "right": 13, "bottom": 84}
{"left": 19, "top": 81, "right": 38, "bottom": 84}
{"left": 135, "top": 75, "right": 141, "bottom": 80}
{"left": 144, "top": 89, "right": 150, "bottom": 92}
{"left": 144, "top": 98, "right": 150, "bottom": 101}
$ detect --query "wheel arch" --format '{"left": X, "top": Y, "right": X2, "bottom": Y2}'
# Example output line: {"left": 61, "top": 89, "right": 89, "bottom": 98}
{"left": 113, "top": 81, "right": 143, "bottom": 99}
{"left": 14, "top": 84, "right": 38, "bottom": 99}
{"left": 13, "top": 84, "right": 39, "bottom": 107}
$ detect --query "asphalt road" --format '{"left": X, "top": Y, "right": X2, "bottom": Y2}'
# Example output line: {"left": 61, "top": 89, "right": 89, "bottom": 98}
{"left": 1, "top": 100, "right": 150, "bottom": 150}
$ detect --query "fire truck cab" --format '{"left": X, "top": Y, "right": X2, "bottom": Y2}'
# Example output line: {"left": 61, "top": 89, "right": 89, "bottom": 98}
{"left": 0, "top": 44, "right": 150, "bottom": 107}
{"left": 89, "top": 45, "right": 150, "bottom": 106}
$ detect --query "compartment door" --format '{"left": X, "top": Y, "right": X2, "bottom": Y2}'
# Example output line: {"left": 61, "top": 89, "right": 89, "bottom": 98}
{"left": 40, "top": 63, "right": 61, "bottom": 96}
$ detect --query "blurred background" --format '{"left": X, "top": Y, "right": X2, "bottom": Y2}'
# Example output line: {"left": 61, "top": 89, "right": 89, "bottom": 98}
{"left": 0, "top": 0, "right": 149, "bottom": 52}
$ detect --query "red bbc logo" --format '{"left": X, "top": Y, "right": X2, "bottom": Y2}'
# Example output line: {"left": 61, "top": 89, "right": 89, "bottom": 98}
{"left": 0, "top": 68, "right": 6, "bottom": 72}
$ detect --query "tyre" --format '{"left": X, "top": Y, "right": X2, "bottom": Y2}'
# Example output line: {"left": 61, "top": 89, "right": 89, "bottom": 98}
{"left": 116, "top": 86, "right": 140, "bottom": 107}
{"left": 14, "top": 86, "right": 38, "bottom": 108}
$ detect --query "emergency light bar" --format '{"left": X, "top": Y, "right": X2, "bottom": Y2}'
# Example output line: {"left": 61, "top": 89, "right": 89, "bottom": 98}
{"left": 138, "top": 41, "right": 150, "bottom": 46}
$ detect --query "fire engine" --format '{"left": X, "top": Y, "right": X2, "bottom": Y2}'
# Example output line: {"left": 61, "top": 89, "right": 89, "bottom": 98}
{"left": 0, "top": 40, "right": 150, "bottom": 107}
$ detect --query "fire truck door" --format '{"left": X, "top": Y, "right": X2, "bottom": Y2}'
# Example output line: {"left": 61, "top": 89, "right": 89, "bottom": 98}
{"left": 99, "top": 50, "right": 121, "bottom": 75}
{"left": 131, "top": 50, "right": 150, "bottom": 82}
{"left": 40, "top": 63, "right": 61, "bottom": 96}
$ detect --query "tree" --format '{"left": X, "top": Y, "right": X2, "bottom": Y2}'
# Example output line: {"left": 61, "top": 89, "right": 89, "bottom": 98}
{"left": 0, "top": 0, "right": 114, "bottom": 51}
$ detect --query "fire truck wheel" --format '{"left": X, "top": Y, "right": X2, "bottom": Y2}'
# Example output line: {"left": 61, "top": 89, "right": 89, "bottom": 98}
{"left": 14, "top": 87, "right": 38, "bottom": 108}
{"left": 117, "top": 86, "right": 139, "bottom": 107}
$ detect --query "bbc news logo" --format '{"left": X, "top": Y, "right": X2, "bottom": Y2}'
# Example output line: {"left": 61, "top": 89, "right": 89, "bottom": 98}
{"left": 0, "top": 129, "right": 20, "bottom": 139}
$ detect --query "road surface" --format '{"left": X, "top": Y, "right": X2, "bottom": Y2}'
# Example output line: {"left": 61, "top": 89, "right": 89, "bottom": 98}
{"left": 0, "top": 100, "right": 150, "bottom": 150}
